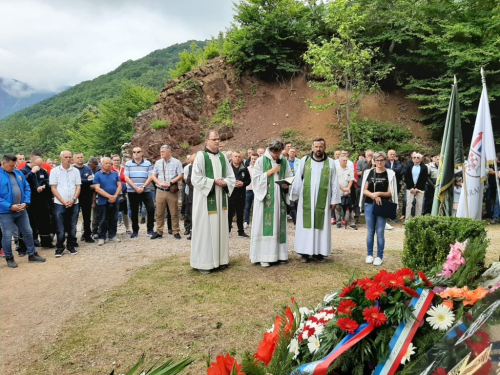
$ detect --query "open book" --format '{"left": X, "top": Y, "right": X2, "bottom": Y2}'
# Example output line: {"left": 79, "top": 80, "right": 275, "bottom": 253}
{"left": 275, "top": 176, "right": 295, "bottom": 188}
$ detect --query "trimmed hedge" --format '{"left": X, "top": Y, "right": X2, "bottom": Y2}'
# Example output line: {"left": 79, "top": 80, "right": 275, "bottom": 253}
{"left": 402, "top": 216, "right": 487, "bottom": 272}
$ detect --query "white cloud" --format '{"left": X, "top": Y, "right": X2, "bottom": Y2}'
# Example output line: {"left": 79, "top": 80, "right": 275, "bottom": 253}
{"left": 0, "top": 0, "right": 235, "bottom": 92}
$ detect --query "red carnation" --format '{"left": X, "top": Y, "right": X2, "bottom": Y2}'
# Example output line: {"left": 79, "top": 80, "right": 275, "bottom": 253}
{"left": 362, "top": 306, "right": 387, "bottom": 327}
{"left": 373, "top": 269, "right": 390, "bottom": 283}
{"left": 381, "top": 273, "right": 405, "bottom": 289}
{"left": 337, "top": 317, "right": 359, "bottom": 334}
{"left": 395, "top": 268, "right": 415, "bottom": 283}
{"left": 418, "top": 271, "right": 433, "bottom": 286}
{"left": 432, "top": 368, "right": 447, "bottom": 375}
{"left": 365, "top": 284, "right": 387, "bottom": 301}
{"left": 339, "top": 285, "right": 356, "bottom": 297}
{"left": 357, "top": 276, "right": 377, "bottom": 291}
{"left": 337, "top": 300, "right": 357, "bottom": 315}
{"left": 401, "top": 286, "right": 420, "bottom": 298}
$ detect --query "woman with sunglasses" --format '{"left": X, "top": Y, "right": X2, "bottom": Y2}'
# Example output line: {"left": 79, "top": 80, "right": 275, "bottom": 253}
{"left": 359, "top": 151, "right": 398, "bottom": 266}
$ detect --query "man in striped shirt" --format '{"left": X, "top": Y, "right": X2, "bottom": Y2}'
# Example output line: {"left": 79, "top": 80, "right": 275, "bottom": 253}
{"left": 124, "top": 147, "right": 154, "bottom": 238}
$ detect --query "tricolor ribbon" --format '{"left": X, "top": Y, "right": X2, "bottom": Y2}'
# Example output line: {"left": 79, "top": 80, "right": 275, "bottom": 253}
{"left": 292, "top": 323, "right": 375, "bottom": 375}
{"left": 373, "top": 288, "right": 435, "bottom": 375}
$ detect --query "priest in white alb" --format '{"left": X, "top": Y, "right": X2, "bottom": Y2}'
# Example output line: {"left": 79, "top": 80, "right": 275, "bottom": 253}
{"left": 190, "top": 130, "right": 236, "bottom": 274}
{"left": 250, "top": 140, "right": 294, "bottom": 267}
{"left": 290, "top": 138, "right": 341, "bottom": 263}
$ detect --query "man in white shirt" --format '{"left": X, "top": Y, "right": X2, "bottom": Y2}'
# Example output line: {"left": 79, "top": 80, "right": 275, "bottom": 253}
{"left": 49, "top": 150, "right": 82, "bottom": 257}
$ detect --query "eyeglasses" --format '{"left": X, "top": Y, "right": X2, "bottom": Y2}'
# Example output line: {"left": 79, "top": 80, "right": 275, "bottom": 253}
{"left": 208, "top": 138, "right": 220, "bottom": 141}
{"left": 133, "top": 151, "right": 142, "bottom": 154}
{"left": 374, "top": 159, "right": 385, "bottom": 163}
{"left": 413, "top": 156, "right": 421, "bottom": 159}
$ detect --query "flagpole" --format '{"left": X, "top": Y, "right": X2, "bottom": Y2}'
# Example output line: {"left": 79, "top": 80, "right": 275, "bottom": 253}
{"left": 456, "top": 75, "right": 469, "bottom": 218}
{"left": 483, "top": 67, "right": 500, "bottom": 219}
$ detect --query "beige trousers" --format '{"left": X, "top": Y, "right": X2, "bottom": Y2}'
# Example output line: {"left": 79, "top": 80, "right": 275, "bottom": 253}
{"left": 156, "top": 189, "right": 180, "bottom": 235}
{"left": 405, "top": 190, "right": 424, "bottom": 220}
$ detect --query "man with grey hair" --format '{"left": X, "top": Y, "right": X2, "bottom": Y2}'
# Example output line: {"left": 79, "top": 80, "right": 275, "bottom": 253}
{"left": 151, "top": 145, "right": 184, "bottom": 239}
{"left": 93, "top": 157, "right": 122, "bottom": 245}
{"left": 191, "top": 130, "right": 236, "bottom": 274}
{"left": 250, "top": 140, "right": 294, "bottom": 267}
{"left": 50, "top": 150, "right": 82, "bottom": 257}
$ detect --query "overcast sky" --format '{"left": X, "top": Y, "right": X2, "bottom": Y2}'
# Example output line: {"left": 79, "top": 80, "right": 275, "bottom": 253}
{"left": 0, "top": 0, "right": 236, "bottom": 95}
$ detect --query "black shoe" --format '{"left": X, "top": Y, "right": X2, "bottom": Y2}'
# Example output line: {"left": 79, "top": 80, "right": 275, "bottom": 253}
{"left": 85, "top": 238, "right": 95, "bottom": 243}
{"left": 313, "top": 254, "right": 326, "bottom": 262}
{"left": 67, "top": 247, "right": 78, "bottom": 255}
{"left": 33, "top": 239, "right": 41, "bottom": 247}
{"left": 184, "top": 229, "right": 191, "bottom": 235}
{"left": 491, "top": 219, "right": 498, "bottom": 225}
{"left": 150, "top": 232, "right": 163, "bottom": 239}
{"left": 29, "top": 252, "right": 46, "bottom": 263}
{"left": 72, "top": 242, "right": 79, "bottom": 248}
{"left": 336, "top": 223, "right": 342, "bottom": 228}
{"left": 187, "top": 235, "right": 191, "bottom": 240}
{"left": 80, "top": 236, "right": 86, "bottom": 242}
{"left": 174, "top": 233, "right": 181, "bottom": 239}
{"left": 181, "top": 214, "right": 185, "bottom": 220}
{"left": 55, "top": 249, "right": 64, "bottom": 258}
{"left": 17, "top": 251, "right": 27, "bottom": 257}
{"left": 6, "top": 257, "right": 18, "bottom": 268}
{"left": 42, "top": 243, "right": 56, "bottom": 249}
{"left": 140, "top": 217, "right": 146, "bottom": 224}
{"left": 168, "top": 230, "right": 173, "bottom": 235}
{"left": 238, "top": 232, "right": 250, "bottom": 238}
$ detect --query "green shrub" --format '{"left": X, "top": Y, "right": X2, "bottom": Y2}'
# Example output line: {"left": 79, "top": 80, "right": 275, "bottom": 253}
{"left": 151, "top": 120, "right": 169, "bottom": 130}
{"left": 180, "top": 142, "right": 189, "bottom": 150}
{"left": 210, "top": 99, "right": 233, "bottom": 128}
{"left": 402, "top": 216, "right": 487, "bottom": 272}
{"left": 279, "top": 128, "right": 311, "bottom": 155}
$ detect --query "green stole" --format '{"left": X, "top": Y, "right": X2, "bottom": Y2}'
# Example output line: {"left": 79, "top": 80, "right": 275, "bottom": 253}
{"left": 202, "top": 151, "right": 227, "bottom": 214}
{"left": 263, "top": 157, "right": 287, "bottom": 243}
{"left": 303, "top": 156, "right": 330, "bottom": 229}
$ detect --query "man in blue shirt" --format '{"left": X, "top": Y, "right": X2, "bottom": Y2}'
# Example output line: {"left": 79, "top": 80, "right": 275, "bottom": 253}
{"left": 0, "top": 154, "right": 46, "bottom": 268}
{"left": 124, "top": 147, "right": 154, "bottom": 237}
{"left": 93, "top": 157, "right": 122, "bottom": 246}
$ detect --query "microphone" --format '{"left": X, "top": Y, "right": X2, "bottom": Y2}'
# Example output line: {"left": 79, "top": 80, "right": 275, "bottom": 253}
{"left": 276, "top": 158, "right": 282, "bottom": 164}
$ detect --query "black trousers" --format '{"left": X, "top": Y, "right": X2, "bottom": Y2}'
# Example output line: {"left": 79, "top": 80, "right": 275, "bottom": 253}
{"left": 128, "top": 191, "right": 155, "bottom": 233}
{"left": 79, "top": 190, "right": 93, "bottom": 240}
{"left": 181, "top": 185, "right": 187, "bottom": 216}
{"left": 228, "top": 197, "right": 245, "bottom": 234}
{"left": 185, "top": 197, "right": 192, "bottom": 232}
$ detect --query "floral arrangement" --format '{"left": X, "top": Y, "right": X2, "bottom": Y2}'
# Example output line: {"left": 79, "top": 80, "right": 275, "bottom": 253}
{"left": 207, "top": 239, "right": 496, "bottom": 375}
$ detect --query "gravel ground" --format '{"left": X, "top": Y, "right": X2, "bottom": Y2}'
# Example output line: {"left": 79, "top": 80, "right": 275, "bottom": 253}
{"left": 0, "top": 219, "right": 444, "bottom": 374}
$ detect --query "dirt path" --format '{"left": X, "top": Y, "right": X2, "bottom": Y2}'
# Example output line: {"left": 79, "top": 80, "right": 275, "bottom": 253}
{"left": 1, "top": 222, "right": 497, "bottom": 374}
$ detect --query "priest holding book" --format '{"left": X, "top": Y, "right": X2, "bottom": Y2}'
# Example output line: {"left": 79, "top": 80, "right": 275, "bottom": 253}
{"left": 190, "top": 130, "right": 236, "bottom": 274}
{"left": 250, "top": 140, "right": 294, "bottom": 267}
{"left": 290, "top": 138, "right": 341, "bottom": 263}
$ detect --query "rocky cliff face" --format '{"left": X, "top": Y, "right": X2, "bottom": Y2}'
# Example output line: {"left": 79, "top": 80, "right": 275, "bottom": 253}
{"left": 130, "top": 58, "right": 239, "bottom": 161}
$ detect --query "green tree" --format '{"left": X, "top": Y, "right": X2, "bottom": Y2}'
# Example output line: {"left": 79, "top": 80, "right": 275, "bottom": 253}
{"left": 223, "top": 0, "right": 324, "bottom": 77}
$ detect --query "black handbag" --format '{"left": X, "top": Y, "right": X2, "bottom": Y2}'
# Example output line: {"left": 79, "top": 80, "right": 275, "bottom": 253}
{"left": 340, "top": 194, "right": 352, "bottom": 207}
{"left": 373, "top": 200, "right": 397, "bottom": 219}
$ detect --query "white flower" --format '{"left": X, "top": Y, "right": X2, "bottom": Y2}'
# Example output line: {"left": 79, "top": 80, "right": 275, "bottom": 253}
{"left": 288, "top": 338, "right": 299, "bottom": 360}
{"left": 267, "top": 324, "right": 274, "bottom": 333}
{"left": 324, "top": 292, "right": 337, "bottom": 304}
{"left": 315, "top": 311, "right": 327, "bottom": 319}
{"left": 307, "top": 335, "right": 321, "bottom": 354}
{"left": 299, "top": 307, "right": 311, "bottom": 319}
{"left": 401, "top": 343, "right": 416, "bottom": 365}
{"left": 426, "top": 305, "right": 455, "bottom": 331}
{"left": 314, "top": 325, "right": 325, "bottom": 336}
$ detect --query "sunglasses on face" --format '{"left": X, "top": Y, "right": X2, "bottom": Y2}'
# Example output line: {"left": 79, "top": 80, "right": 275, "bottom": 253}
{"left": 133, "top": 151, "right": 142, "bottom": 154}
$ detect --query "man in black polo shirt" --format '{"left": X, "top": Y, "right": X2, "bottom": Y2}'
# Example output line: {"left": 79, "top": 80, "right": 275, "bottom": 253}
{"left": 228, "top": 151, "right": 251, "bottom": 237}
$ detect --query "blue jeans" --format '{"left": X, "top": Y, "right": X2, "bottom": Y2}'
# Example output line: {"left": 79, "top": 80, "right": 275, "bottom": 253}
{"left": 0, "top": 211, "right": 36, "bottom": 258}
{"left": 54, "top": 203, "right": 79, "bottom": 250}
{"left": 364, "top": 203, "right": 387, "bottom": 259}
{"left": 244, "top": 190, "right": 254, "bottom": 224}
{"left": 493, "top": 194, "right": 500, "bottom": 220}
{"left": 97, "top": 202, "right": 119, "bottom": 239}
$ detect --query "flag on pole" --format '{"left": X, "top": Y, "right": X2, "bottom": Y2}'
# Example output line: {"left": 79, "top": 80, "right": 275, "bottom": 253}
{"left": 431, "top": 77, "right": 464, "bottom": 216}
{"left": 456, "top": 69, "right": 497, "bottom": 219}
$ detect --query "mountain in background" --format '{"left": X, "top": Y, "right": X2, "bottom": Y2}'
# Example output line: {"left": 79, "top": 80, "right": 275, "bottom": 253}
{"left": 0, "top": 40, "right": 206, "bottom": 124}
{"left": 0, "top": 78, "right": 66, "bottom": 119}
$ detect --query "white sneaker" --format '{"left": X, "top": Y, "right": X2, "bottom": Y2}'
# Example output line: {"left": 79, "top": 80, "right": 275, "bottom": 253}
{"left": 98, "top": 239, "right": 105, "bottom": 246}
{"left": 385, "top": 223, "right": 394, "bottom": 230}
{"left": 110, "top": 237, "right": 121, "bottom": 243}
{"left": 365, "top": 256, "right": 374, "bottom": 264}
{"left": 261, "top": 262, "right": 271, "bottom": 268}
{"left": 373, "top": 257, "right": 383, "bottom": 266}
{"left": 243, "top": 222, "right": 249, "bottom": 229}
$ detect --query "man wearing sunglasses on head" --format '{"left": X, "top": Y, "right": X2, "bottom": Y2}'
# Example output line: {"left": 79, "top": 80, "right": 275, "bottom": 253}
{"left": 403, "top": 152, "right": 428, "bottom": 222}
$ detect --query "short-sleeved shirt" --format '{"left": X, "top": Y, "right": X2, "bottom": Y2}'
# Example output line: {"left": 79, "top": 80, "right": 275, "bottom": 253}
{"left": 152, "top": 157, "right": 183, "bottom": 187}
{"left": 336, "top": 166, "right": 355, "bottom": 188}
{"left": 93, "top": 170, "right": 121, "bottom": 205}
{"left": 124, "top": 159, "right": 153, "bottom": 193}
{"left": 334, "top": 159, "right": 354, "bottom": 171}
{"left": 365, "top": 169, "right": 389, "bottom": 204}
{"left": 49, "top": 165, "right": 82, "bottom": 205}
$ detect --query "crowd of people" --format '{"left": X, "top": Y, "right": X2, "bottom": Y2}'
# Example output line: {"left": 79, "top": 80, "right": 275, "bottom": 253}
{"left": 1, "top": 131, "right": 499, "bottom": 271}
